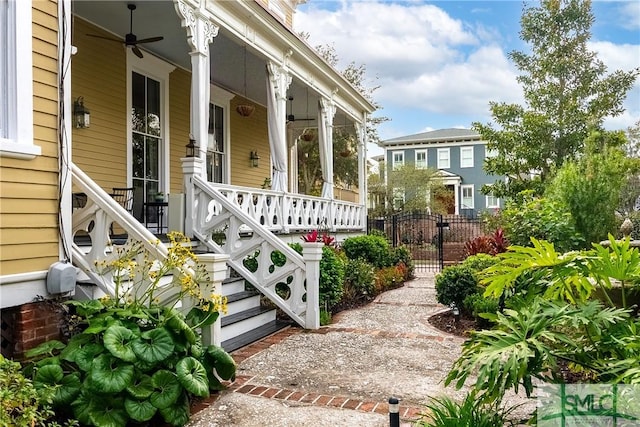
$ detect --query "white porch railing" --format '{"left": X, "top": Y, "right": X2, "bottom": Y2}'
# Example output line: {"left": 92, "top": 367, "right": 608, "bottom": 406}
{"left": 183, "top": 157, "right": 321, "bottom": 329}
{"left": 70, "top": 162, "right": 229, "bottom": 345}
{"left": 209, "top": 182, "right": 365, "bottom": 233}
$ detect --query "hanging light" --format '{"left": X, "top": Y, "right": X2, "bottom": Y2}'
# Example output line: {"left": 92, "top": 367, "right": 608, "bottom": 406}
{"left": 74, "top": 97, "right": 91, "bottom": 128}
{"left": 236, "top": 45, "right": 255, "bottom": 117}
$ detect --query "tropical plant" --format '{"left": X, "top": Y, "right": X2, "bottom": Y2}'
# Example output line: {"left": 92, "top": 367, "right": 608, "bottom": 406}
{"left": 24, "top": 234, "right": 236, "bottom": 427}
{"left": 342, "top": 258, "right": 376, "bottom": 302}
{"left": 415, "top": 392, "right": 520, "bottom": 427}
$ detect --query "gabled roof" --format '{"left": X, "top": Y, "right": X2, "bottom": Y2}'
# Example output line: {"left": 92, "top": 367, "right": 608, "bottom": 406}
{"left": 380, "top": 128, "right": 481, "bottom": 147}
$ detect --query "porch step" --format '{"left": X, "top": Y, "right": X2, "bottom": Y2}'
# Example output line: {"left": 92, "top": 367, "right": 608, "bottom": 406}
{"left": 222, "top": 320, "right": 290, "bottom": 353}
{"left": 220, "top": 306, "right": 276, "bottom": 342}
{"left": 225, "top": 290, "right": 261, "bottom": 315}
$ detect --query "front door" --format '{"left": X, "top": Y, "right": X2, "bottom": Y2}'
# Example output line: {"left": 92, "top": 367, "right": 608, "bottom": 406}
{"left": 131, "top": 71, "right": 161, "bottom": 221}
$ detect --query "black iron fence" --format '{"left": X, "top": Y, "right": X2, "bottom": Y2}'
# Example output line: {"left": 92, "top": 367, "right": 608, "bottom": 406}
{"left": 368, "top": 212, "right": 484, "bottom": 272}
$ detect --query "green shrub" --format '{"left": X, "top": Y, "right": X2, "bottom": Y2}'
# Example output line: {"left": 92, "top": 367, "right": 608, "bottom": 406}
{"left": 0, "top": 355, "right": 76, "bottom": 427}
{"left": 342, "top": 235, "right": 393, "bottom": 268}
{"left": 343, "top": 258, "right": 376, "bottom": 302}
{"left": 435, "top": 265, "right": 479, "bottom": 310}
{"left": 463, "top": 293, "right": 499, "bottom": 329}
{"left": 416, "top": 392, "right": 519, "bottom": 427}
{"left": 319, "top": 310, "right": 332, "bottom": 326}
{"left": 461, "top": 254, "right": 499, "bottom": 273}
{"left": 498, "top": 191, "right": 584, "bottom": 252}
{"left": 319, "top": 246, "right": 345, "bottom": 309}
{"left": 390, "top": 245, "right": 414, "bottom": 280}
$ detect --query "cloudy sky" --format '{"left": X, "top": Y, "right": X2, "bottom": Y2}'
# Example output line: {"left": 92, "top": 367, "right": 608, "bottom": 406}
{"left": 292, "top": 1, "right": 640, "bottom": 156}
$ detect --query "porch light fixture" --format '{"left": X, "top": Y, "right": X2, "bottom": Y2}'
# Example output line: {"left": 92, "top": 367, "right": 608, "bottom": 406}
{"left": 250, "top": 150, "right": 260, "bottom": 167}
{"left": 186, "top": 137, "right": 199, "bottom": 157}
{"left": 73, "top": 97, "right": 90, "bottom": 129}
{"left": 236, "top": 45, "right": 255, "bottom": 117}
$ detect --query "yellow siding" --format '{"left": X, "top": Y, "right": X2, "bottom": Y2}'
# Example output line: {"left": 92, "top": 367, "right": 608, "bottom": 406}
{"left": 71, "top": 18, "right": 128, "bottom": 191}
{"left": 229, "top": 96, "right": 271, "bottom": 188}
{"left": 169, "top": 69, "right": 191, "bottom": 195}
{"left": 0, "top": 1, "right": 60, "bottom": 275}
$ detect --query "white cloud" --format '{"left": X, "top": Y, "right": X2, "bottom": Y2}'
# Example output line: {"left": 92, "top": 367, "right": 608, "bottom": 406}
{"left": 619, "top": 1, "right": 640, "bottom": 30}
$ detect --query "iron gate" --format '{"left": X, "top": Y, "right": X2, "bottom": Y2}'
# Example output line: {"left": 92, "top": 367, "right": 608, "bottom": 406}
{"left": 368, "top": 212, "right": 483, "bottom": 272}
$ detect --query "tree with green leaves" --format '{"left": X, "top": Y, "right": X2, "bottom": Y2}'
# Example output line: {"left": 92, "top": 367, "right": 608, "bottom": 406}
{"left": 475, "top": 0, "right": 639, "bottom": 199}
{"left": 378, "top": 164, "right": 447, "bottom": 214}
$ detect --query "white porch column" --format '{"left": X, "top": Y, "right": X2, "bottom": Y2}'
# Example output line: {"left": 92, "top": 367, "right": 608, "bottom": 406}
{"left": 198, "top": 253, "right": 230, "bottom": 347}
{"left": 175, "top": 1, "right": 219, "bottom": 174}
{"left": 318, "top": 98, "right": 336, "bottom": 199}
{"left": 454, "top": 182, "right": 460, "bottom": 215}
{"left": 181, "top": 156, "right": 204, "bottom": 237}
{"left": 355, "top": 119, "right": 368, "bottom": 229}
{"left": 266, "top": 61, "right": 292, "bottom": 192}
{"left": 301, "top": 242, "right": 322, "bottom": 329}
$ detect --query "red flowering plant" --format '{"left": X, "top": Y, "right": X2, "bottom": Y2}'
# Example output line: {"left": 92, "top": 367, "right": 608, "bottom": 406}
{"left": 302, "top": 229, "right": 319, "bottom": 242}
{"left": 301, "top": 230, "right": 336, "bottom": 247}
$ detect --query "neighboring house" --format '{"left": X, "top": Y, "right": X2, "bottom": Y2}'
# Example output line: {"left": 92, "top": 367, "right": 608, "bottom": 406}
{"left": 0, "top": 0, "right": 374, "bottom": 358}
{"left": 379, "top": 128, "right": 505, "bottom": 217}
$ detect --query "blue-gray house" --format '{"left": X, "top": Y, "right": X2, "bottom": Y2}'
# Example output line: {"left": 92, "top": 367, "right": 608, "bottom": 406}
{"left": 379, "top": 128, "right": 505, "bottom": 217}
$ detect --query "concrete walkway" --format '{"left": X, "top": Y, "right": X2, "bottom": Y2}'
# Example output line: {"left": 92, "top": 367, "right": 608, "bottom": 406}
{"left": 187, "top": 272, "right": 471, "bottom": 427}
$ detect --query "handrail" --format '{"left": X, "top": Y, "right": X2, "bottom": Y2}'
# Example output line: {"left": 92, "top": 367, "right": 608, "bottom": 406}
{"left": 191, "top": 174, "right": 311, "bottom": 327}
{"left": 71, "top": 163, "right": 169, "bottom": 297}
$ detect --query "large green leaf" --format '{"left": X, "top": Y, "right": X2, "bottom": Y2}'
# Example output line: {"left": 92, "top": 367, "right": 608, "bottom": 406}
{"left": 150, "top": 370, "right": 182, "bottom": 409}
{"left": 126, "top": 374, "right": 154, "bottom": 399}
{"left": 104, "top": 324, "right": 138, "bottom": 362}
{"left": 84, "top": 314, "right": 115, "bottom": 334}
{"left": 205, "top": 345, "right": 237, "bottom": 381}
{"left": 25, "top": 340, "right": 66, "bottom": 358}
{"left": 60, "top": 333, "right": 93, "bottom": 362}
{"left": 159, "top": 393, "right": 190, "bottom": 427}
{"left": 186, "top": 306, "right": 219, "bottom": 328}
{"left": 66, "top": 299, "right": 105, "bottom": 317}
{"left": 132, "top": 327, "right": 174, "bottom": 364}
{"left": 71, "top": 391, "right": 99, "bottom": 426}
{"left": 176, "top": 356, "right": 209, "bottom": 397}
{"left": 76, "top": 343, "right": 106, "bottom": 371}
{"left": 88, "top": 396, "right": 127, "bottom": 427}
{"left": 124, "top": 398, "right": 157, "bottom": 422}
{"left": 166, "top": 309, "right": 197, "bottom": 345}
{"left": 89, "top": 354, "right": 135, "bottom": 393}
{"left": 35, "top": 364, "right": 63, "bottom": 384}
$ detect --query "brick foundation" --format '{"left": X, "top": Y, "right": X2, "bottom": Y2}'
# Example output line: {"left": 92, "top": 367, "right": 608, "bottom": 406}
{"left": 0, "top": 301, "right": 63, "bottom": 360}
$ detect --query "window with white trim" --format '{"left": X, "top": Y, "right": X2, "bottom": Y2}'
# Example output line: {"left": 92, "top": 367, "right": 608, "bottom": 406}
{"left": 0, "top": 0, "right": 39, "bottom": 159}
{"left": 460, "top": 146, "right": 474, "bottom": 168}
{"left": 461, "top": 185, "right": 474, "bottom": 209}
{"left": 392, "top": 151, "right": 404, "bottom": 170}
{"left": 415, "top": 150, "right": 427, "bottom": 169}
{"left": 486, "top": 194, "right": 500, "bottom": 209}
{"left": 437, "top": 148, "right": 450, "bottom": 169}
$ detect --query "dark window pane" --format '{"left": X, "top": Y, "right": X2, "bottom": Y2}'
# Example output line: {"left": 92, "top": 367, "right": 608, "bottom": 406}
{"left": 147, "top": 78, "right": 160, "bottom": 136}
{"left": 132, "top": 133, "right": 144, "bottom": 178}
{"left": 132, "top": 72, "right": 146, "bottom": 132}
{"left": 146, "top": 137, "right": 159, "bottom": 180}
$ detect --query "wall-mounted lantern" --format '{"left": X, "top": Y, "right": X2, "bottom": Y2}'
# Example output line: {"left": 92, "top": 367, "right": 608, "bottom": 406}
{"left": 250, "top": 150, "right": 260, "bottom": 168}
{"left": 73, "top": 97, "right": 90, "bottom": 128}
{"left": 186, "top": 137, "right": 199, "bottom": 157}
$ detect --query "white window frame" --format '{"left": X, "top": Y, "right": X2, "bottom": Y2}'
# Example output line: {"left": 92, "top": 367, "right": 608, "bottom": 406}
{"left": 460, "top": 146, "right": 474, "bottom": 168}
{"left": 392, "top": 151, "right": 404, "bottom": 170}
{"left": 209, "top": 85, "right": 234, "bottom": 184}
{"left": 486, "top": 194, "right": 500, "bottom": 209}
{"left": 0, "top": 0, "right": 39, "bottom": 159}
{"left": 126, "top": 50, "right": 175, "bottom": 192}
{"left": 415, "top": 149, "right": 427, "bottom": 169}
{"left": 461, "top": 184, "right": 474, "bottom": 209}
{"left": 437, "top": 148, "right": 450, "bottom": 169}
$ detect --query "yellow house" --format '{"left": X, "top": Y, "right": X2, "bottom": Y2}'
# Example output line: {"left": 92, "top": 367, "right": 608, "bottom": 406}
{"left": 0, "top": 0, "right": 374, "bottom": 358}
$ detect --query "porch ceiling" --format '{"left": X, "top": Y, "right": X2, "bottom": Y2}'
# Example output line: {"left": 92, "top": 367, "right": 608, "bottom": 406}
{"left": 72, "top": 1, "right": 350, "bottom": 127}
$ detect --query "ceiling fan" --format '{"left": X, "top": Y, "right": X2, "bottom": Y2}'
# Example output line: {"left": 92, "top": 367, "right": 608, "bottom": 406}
{"left": 286, "top": 96, "right": 316, "bottom": 123}
{"left": 86, "top": 4, "right": 163, "bottom": 59}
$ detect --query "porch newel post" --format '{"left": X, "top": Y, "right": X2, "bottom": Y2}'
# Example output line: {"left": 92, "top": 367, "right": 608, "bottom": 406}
{"left": 174, "top": 1, "right": 219, "bottom": 173}
{"left": 301, "top": 242, "right": 322, "bottom": 329}
{"left": 181, "top": 156, "right": 203, "bottom": 237}
{"left": 198, "top": 253, "right": 229, "bottom": 347}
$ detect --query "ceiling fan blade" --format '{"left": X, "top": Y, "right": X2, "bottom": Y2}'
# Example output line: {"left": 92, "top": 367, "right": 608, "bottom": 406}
{"left": 136, "top": 36, "right": 164, "bottom": 44}
{"left": 86, "top": 34, "right": 123, "bottom": 43}
{"left": 132, "top": 46, "right": 144, "bottom": 59}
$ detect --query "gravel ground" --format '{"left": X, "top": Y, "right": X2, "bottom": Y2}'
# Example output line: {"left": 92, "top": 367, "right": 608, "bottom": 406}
{"left": 187, "top": 272, "right": 537, "bottom": 427}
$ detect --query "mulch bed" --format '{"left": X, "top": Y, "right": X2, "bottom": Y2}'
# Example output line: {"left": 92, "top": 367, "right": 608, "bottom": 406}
{"left": 427, "top": 310, "right": 477, "bottom": 337}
